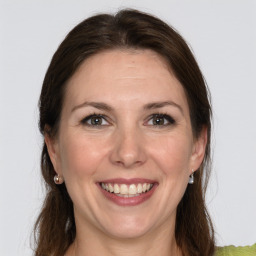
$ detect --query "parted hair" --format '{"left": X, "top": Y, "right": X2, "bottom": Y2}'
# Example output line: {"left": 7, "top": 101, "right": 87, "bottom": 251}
{"left": 35, "top": 9, "right": 215, "bottom": 256}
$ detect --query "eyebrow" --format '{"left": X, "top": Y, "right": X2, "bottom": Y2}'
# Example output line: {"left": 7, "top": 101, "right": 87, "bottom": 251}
{"left": 71, "top": 100, "right": 183, "bottom": 114}
{"left": 143, "top": 101, "right": 183, "bottom": 114}
{"left": 71, "top": 102, "right": 113, "bottom": 112}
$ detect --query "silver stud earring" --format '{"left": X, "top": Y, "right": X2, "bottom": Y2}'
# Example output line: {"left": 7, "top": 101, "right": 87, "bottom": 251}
{"left": 54, "top": 174, "right": 64, "bottom": 184}
{"left": 188, "top": 171, "right": 194, "bottom": 184}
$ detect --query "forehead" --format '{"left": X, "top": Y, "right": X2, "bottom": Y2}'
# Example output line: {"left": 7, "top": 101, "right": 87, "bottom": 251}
{"left": 64, "top": 49, "right": 188, "bottom": 111}
{"left": 70, "top": 49, "right": 172, "bottom": 83}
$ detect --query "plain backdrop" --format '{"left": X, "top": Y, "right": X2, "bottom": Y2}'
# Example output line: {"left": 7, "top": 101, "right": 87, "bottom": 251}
{"left": 0, "top": 0, "right": 256, "bottom": 255}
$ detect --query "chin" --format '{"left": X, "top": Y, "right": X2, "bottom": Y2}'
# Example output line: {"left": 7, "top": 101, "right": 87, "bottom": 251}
{"left": 100, "top": 215, "right": 154, "bottom": 239}
{"left": 105, "top": 225, "right": 151, "bottom": 240}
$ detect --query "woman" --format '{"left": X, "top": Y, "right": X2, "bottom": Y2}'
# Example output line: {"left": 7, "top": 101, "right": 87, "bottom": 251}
{"left": 34, "top": 9, "right": 255, "bottom": 256}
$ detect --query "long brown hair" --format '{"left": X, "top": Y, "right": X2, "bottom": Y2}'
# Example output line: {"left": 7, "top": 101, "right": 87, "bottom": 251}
{"left": 35, "top": 9, "right": 215, "bottom": 256}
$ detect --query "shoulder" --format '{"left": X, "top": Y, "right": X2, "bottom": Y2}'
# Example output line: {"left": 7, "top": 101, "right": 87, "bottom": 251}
{"left": 215, "top": 244, "right": 256, "bottom": 256}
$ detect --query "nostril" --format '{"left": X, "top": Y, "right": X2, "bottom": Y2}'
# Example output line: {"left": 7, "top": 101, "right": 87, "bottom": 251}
{"left": 109, "top": 133, "right": 147, "bottom": 168}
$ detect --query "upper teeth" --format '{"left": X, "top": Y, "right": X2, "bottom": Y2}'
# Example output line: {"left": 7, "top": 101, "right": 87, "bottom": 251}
{"left": 101, "top": 183, "right": 153, "bottom": 195}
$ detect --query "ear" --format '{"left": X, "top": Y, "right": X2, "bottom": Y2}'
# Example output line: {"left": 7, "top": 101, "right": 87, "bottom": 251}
{"left": 190, "top": 126, "right": 208, "bottom": 174}
{"left": 44, "top": 129, "right": 62, "bottom": 176}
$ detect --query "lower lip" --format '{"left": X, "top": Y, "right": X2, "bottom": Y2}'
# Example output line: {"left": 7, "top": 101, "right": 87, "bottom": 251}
{"left": 98, "top": 183, "right": 158, "bottom": 206}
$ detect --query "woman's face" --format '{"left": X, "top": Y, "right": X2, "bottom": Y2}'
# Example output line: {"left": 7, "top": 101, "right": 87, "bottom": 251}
{"left": 46, "top": 49, "right": 206, "bottom": 239}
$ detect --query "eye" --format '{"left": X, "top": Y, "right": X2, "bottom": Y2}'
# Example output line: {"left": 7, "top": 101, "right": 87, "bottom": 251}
{"left": 81, "top": 114, "right": 109, "bottom": 126}
{"left": 146, "top": 114, "right": 175, "bottom": 126}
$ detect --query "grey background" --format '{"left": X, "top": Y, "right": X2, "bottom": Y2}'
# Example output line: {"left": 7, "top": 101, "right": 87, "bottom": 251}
{"left": 1, "top": 0, "right": 256, "bottom": 255}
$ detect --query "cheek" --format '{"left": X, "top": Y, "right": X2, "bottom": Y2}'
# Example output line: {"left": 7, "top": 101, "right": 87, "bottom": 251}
{"left": 149, "top": 133, "right": 193, "bottom": 176}
{"left": 59, "top": 134, "right": 108, "bottom": 180}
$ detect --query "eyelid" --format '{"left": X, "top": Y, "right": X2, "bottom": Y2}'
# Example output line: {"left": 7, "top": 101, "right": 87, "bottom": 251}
{"left": 80, "top": 113, "right": 111, "bottom": 126}
{"left": 144, "top": 113, "right": 176, "bottom": 126}
{"left": 79, "top": 112, "right": 175, "bottom": 127}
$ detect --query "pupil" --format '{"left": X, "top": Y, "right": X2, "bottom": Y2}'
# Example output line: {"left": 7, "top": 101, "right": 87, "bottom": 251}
{"left": 91, "top": 116, "right": 102, "bottom": 125}
{"left": 153, "top": 116, "right": 164, "bottom": 125}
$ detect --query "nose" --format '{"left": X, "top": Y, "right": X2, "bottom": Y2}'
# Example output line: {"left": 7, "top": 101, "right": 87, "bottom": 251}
{"left": 110, "top": 126, "right": 147, "bottom": 168}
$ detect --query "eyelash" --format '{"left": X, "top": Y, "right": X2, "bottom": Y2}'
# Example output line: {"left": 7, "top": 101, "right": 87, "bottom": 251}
{"left": 80, "top": 113, "right": 176, "bottom": 127}
{"left": 146, "top": 113, "right": 176, "bottom": 127}
{"left": 80, "top": 113, "right": 109, "bottom": 127}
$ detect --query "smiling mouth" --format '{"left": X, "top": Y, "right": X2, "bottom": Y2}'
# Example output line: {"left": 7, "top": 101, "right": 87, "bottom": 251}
{"left": 100, "top": 182, "right": 154, "bottom": 198}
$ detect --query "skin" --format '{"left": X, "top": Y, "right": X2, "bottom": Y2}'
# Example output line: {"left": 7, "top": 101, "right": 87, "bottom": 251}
{"left": 45, "top": 49, "right": 207, "bottom": 256}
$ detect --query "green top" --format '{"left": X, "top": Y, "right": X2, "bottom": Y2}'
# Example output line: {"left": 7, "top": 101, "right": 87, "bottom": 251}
{"left": 216, "top": 244, "right": 256, "bottom": 256}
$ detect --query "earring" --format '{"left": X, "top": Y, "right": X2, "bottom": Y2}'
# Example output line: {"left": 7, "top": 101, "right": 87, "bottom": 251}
{"left": 188, "top": 171, "right": 194, "bottom": 184}
{"left": 54, "top": 174, "right": 64, "bottom": 184}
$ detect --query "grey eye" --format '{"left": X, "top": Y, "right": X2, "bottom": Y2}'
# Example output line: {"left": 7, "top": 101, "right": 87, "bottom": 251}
{"left": 152, "top": 115, "right": 166, "bottom": 125}
{"left": 81, "top": 115, "right": 109, "bottom": 126}
{"left": 147, "top": 114, "right": 175, "bottom": 126}
{"left": 90, "top": 116, "right": 103, "bottom": 125}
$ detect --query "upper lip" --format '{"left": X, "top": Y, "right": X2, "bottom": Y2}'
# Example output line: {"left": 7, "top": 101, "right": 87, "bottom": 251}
{"left": 98, "top": 178, "right": 158, "bottom": 185}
